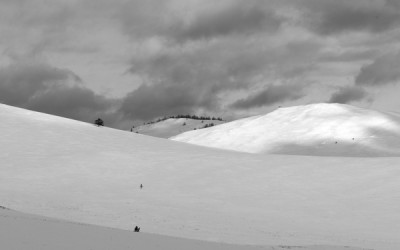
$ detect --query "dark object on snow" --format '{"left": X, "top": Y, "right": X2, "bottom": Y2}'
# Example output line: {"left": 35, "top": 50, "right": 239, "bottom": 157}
{"left": 94, "top": 118, "right": 104, "bottom": 126}
{"left": 140, "top": 184, "right": 143, "bottom": 189}
{"left": 134, "top": 226, "right": 140, "bottom": 232}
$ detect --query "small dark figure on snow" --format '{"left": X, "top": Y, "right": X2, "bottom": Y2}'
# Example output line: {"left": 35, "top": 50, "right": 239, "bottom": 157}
{"left": 134, "top": 226, "right": 140, "bottom": 232}
{"left": 140, "top": 184, "right": 143, "bottom": 189}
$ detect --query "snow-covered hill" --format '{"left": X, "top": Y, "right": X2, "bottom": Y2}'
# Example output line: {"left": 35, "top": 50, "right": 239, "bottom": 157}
{"left": 171, "top": 103, "right": 400, "bottom": 157}
{"left": 1, "top": 208, "right": 367, "bottom": 250}
{"left": 132, "top": 118, "right": 225, "bottom": 138}
{"left": 1, "top": 103, "right": 400, "bottom": 249}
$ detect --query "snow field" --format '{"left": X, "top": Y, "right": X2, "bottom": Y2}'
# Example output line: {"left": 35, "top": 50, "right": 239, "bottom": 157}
{"left": 1, "top": 104, "right": 400, "bottom": 249}
{"left": 132, "top": 117, "right": 225, "bottom": 138}
{"left": 171, "top": 103, "right": 400, "bottom": 156}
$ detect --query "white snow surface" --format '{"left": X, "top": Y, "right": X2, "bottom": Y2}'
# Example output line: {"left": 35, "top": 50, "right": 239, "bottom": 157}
{"left": 133, "top": 118, "right": 225, "bottom": 138}
{"left": 1, "top": 103, "right": 400, "bottom": 249}
{"left": 0, "top": 208, "right": 368, "bottom": 250}
{"left": 171, "top": 103, "right": 400, "bottom": 157}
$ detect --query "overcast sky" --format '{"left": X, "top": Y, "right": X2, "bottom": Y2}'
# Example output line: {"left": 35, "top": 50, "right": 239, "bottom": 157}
{"left": 1, "top": 0, "right": 400, "bottom": 129}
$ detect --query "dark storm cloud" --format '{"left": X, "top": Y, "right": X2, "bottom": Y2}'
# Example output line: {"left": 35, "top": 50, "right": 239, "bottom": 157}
{"left": 118, "top": 0, "right": 283, "bottom": 42}
{"left": 298, "top": 0, "right": 400, "bottom": 35}
{"left": 120, "top": 37, "right": 319, "bottom": 120}
{"left": 230, "top": 84, "right": 305, "bottom": 110}
{"left": 0, "top": 62, "right": 115, "bottom": 123}
{"left": 328, "top": 86, "right": 368, "bottom": 104}
{"left": 120, "top": 84, "right": 216, "bottom": 121}
{"left": 27, "top": 84, "right": 112, "bottom": 121}
{"left": 174, "top": 2, "right": 283, "bottom": 42}
{"left": 120, "top": 43, "right": 235, "bottom": 120}
{"left": 0, "top": 0, "right": 393, "bottom": 128}
{"left": 0, "top": 63, "right": 80, "bottom": 106}
{"left": 355, "top": 52, "right": 400, "bottom": 86}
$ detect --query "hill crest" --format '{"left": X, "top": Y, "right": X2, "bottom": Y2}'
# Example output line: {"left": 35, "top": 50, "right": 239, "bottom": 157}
{"left": 132, "top": 116, "right": 225, "bottom": 138}
{"left": 171, "top": 103, "right": 400, "bottom": 157}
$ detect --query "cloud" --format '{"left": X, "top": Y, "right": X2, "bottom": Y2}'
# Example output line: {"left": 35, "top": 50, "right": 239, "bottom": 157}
{"left": 173, "top": 1, "right": 283, "bottom": 42}
{"left": 120, "top": 43, "right": 230, "bottom": 120}
{"left": 355, "top": 52, "right": 400, "bottom": 86}
{"left": 119, "top": 83, "right": 216, "bottom": 121}
{"left": 328, "top": 86, "right": 368, "bottom": 104}
{"left": 0, "top": 0, "right": 396, "bottom": 128}
{"left": 319, "top": 49, "right": 379, "bottom": 63}
{"left": 120, "top": 36, "right": 320, "bottom": 120}
{"left": 117, "top": 0, "right": 284, "bottom": 42}
{"left": 27, "top": 84, "right": 112, "bottom": 121}
{"left": 0, "top": 0, "right": 77, "bottom": 57}
{"left": 298, "top": 0, "right": 400, "bottom": 35}
{"left": 0, "top": 62, "right": 79, "bottom": 105}
{"left": 0, "top": 62, "right": 116, "bottom": 124}
{"left": 230, "top": 84, "right": 305, "bottom": 110}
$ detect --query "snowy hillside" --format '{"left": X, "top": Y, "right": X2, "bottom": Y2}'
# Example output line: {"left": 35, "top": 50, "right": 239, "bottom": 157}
{"left": 1, "top": 103, "right": 400, "bottom": 249}
{"left": 132, "top": 118, "right": 225, "bottom": 138}
{"left": 172, "top": 103, "right": 400, "bottom": 157}
{"left": 1, "top": 209, "right": 368, "bottom": 250}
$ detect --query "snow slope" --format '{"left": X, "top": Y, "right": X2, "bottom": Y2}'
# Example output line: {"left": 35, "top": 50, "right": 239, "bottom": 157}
{"left": 1, "top": 103, "right": 400, "bottom": 249}
{"left": 171, "top": 103, "right": 400, "bottom": 157}
{"left": 132, "top": 118, "right": 225, "bottom": 138}
{"left": 1, "top": 208, "right": 369, "bottom": 250}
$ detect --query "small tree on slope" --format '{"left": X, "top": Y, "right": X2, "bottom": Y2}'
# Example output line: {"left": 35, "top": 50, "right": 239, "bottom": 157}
{"left": 94, "top": 118, "right": 104, "bottom": 127}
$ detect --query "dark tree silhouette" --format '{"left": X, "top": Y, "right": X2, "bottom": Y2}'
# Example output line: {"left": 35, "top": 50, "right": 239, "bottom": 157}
{"left": 95, "top": 118, "right": 104, "bottom": 126}
{"left": 142, "top": 115, "right": 223, "bottom": 125}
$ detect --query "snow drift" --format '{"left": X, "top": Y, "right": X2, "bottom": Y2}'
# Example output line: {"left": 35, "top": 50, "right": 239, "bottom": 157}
{"left": 171, "top": 103, "right": 400, "bottom": 157}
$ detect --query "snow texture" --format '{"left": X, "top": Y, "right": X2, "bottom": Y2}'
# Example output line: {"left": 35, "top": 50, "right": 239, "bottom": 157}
{"left": 1, "top": 103, "right": 400, "bottom": 249}
{"left": 132, "top": 118, "right": 225, "bottom": 138}
{"left": 0, "top": 209, "right": 370, "bottom": 250}
{"left": 171, "top": 103, "right": 400, "bottom": 157}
